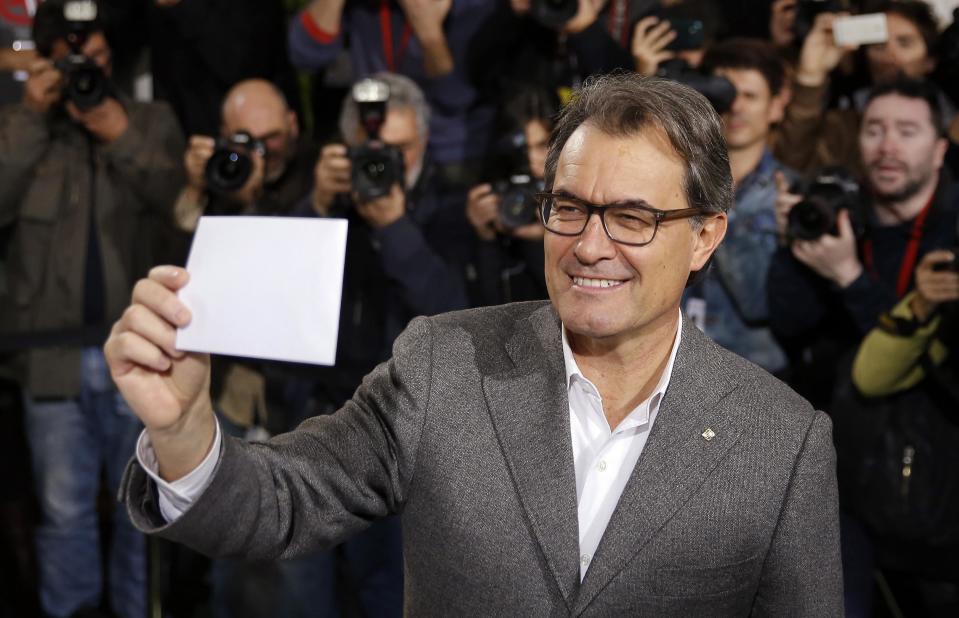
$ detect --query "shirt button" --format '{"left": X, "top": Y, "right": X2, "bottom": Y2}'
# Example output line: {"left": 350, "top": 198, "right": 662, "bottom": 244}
{"left": 580, "top": 554, "right": 591, "bottom": 566}
{"left": 598, "top": 460, "right": 607, "bottom": 472}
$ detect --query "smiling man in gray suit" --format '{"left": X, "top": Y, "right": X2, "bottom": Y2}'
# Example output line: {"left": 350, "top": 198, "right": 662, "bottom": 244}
{"left": 105, "top": 73, "right": 843, "bottom": 616}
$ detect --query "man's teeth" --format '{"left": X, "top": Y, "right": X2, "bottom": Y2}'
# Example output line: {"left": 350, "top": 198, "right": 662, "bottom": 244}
{"left": 573, "top": 277, "right": 622, "bottom": 288}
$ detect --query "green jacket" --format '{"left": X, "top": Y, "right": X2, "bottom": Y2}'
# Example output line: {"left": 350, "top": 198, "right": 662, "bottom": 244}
{"left": 852, "top": 291, "right": 950, "bottom": 397}
{"left": 0, "top": 98, "right": 185, "bottom": 397}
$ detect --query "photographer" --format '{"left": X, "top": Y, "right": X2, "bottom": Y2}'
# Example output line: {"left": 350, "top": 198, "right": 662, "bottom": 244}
{"left": 295, "top": 72, "right": 468, "bottom": 615}
{"left": 768, "top": 77, "right": 959, "bottom": 614}
{"left": 854, "top": 249, "right": 959, "bottom": 397}
{"left": 842, "top": 252, "right": 959, "bottom": 615}
{"left": 682, "top": 38, "right": 793, "bottom": 374}
{"left": 172, "top": 79, "right": 316, "bottom": 239}
{"left": 768, "top": 77, "right": 957, "bottom": 406}
{"left": 464, "top": 88, "right": 555, "bottom": 306}
{"left": 0, "top": 1, "right": 184, "bottom": 616}
{"left": 773, "top": 1, "right": 944, "bottom": 176}
{"left": 307, "top": 70, "right": 468, "bottom": 405}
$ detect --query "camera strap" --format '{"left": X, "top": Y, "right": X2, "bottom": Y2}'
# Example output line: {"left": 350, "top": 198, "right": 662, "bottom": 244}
{"left": 606, "top": 0, "right": 630, "bottom": 48}
{"left": 862, "top": 192, "right": 934, "bottom": 299}
{"left": 380, "top": 0, "right": 412, "bottom": 72}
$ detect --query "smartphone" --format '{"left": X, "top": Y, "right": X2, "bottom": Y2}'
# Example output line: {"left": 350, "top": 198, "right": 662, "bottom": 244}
{"left": 666, "top": 19, "right": 706, "bottom": 51}
{"left": 833, "top": 13, "right": 888, "bottom": 47}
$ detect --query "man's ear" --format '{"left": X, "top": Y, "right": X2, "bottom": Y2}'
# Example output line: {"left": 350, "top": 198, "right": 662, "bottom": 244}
{"left": 690, "top": 213, "right": 727, "bottom": 272}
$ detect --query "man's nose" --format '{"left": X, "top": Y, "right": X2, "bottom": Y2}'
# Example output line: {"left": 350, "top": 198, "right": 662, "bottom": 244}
{"left": 878, "top": 131, "right": 900, "bottom": 156}
{"left": 729, "top": 94, "right": 745, "bottom": 115}
{"left": 574, "top": 213, "right": 618, "bottom": 264}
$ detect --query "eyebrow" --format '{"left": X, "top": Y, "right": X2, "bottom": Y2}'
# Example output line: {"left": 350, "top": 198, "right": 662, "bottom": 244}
{"left": 552, "top": 187, "right": 658, "bottom": 210}
{"left": 863, "top": 118, "right": 925, "bottom": 130}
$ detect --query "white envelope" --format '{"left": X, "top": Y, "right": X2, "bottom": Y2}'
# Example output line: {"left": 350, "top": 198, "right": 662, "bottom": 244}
{"left": 176, "top": 216, "right": 348, "bottom": 365}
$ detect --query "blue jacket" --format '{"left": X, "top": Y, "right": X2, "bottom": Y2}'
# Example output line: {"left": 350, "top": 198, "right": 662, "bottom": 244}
{"left": 685, "top": 150, "right": 791, "bottom": 374}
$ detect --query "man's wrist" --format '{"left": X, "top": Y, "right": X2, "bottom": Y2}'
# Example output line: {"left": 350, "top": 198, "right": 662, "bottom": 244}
{"left": 795, "top": 66, "right": 826, "bottom": 87}
{"left": 833, "top": 262, "right": 863, "bottom": 288}
{"left": 149, "top": 400, "right": 217, "bottom": 482}
{"left": 910, "top": 294, "right": 938, "bottom": 323}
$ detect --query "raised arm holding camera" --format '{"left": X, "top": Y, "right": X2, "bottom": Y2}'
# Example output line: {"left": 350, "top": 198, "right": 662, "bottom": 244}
{"left": 303, "top": 73, "right": 468, "bottom": 387}
{"left": 0, "top": 2, "right": 184, "bottom": 616}
{"left": 773, "top": 1, "right": 944, "bottom": 176}
{"left": 768, "top": 78, "right": 957, "bottom": 407}
{"left": 463, "top": 88, "right": 555, "bottom": 307}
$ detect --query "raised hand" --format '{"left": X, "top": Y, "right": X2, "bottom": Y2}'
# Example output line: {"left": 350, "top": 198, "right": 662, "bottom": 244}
{"left": 104, "top": 266, "right": 216, "bottom": 481}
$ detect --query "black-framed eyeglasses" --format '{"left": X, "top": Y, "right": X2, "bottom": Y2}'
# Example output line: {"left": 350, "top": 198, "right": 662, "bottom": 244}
{"left": 535, "top": 192, "right": 703, "bottom": 247}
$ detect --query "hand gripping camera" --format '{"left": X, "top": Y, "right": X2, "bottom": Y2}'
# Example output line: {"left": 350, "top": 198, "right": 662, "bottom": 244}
{"left": 787, "top": 168, "right": 863, "bottom": 241}
{"left": 204, "top": 132, "right": 267, "bottom": 195}
{"left": 53, "top": 1, "right": 110, "bottom": 111}
{"left": 349, "top": 78, "right": 405, "bottom": 202}
{"left": 491, "top": 129, "right": 544, "bottom": 230}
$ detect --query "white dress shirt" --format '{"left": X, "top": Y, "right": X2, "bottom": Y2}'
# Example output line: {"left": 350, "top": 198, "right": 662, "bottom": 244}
{"left": 563, "top": 314, "right": 681, "bottom": 580}
{"left": 138, "top": 313, "right": 682, "bottom": 579}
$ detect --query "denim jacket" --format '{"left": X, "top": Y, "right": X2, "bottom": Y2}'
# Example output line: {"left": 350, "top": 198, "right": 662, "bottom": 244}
{"left": 685, "top": 149, "right": 792, "bottom": 373}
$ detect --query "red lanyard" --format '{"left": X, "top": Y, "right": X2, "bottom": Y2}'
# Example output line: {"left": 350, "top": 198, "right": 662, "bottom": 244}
{"left": 862, "top": 193, "right": 934, "bottom": 299}
{"left": 380, "top": 0, "right": 412, "bottom": 72}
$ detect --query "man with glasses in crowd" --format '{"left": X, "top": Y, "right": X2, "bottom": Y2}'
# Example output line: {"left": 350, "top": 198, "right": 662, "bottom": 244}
{"left": 105, "top": 73, "right": 842, "bottom": 614}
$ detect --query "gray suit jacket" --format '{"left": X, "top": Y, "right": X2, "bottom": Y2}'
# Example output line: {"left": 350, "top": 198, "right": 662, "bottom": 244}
{"left": 122, "top": 301, "right": 843, "bottom": 616}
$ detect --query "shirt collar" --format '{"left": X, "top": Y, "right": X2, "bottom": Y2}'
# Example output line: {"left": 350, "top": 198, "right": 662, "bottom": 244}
{"left": 561, "top": 309, "right": 683, "bottom": 429}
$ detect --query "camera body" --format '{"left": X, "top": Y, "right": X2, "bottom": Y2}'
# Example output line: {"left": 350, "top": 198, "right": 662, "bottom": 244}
{"left": 54, "top": 54, "right": 107, "bottom": 111}
{"left": 51, "top": 1, "right": 110, "bottom": 110}
{"left": 349, "top": 78, "right": 405, "bottom": 203}
{"left": 493, "top": 174, "right": 544, "bottom": 231}
{"left": 657, "top": 58, "right": 736, "bottom": 115}
{"left": 530, "top": 0, "right": 578, "bottom": 29}
{"left": 204, "top": 132, "right": 266, "bottom": 195}
{"left": 787, "top": 168, "right": 863, "bottom": 241}
{"left": 349, "top": 141, "right": 405, "bottom": 202}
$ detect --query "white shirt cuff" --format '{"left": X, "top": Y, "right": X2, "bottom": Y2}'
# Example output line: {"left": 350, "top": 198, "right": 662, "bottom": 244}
{"left": 134, "top": 420, "right": 222, "bottom": 523}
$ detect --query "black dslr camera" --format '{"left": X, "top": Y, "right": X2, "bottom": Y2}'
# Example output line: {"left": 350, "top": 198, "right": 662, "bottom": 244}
{"left": 349, "top": 78, "right": 405, "bottom": 202}
{"left": 657, "top": 59, "right": 736, "bottom": 115}
{"left": 787, "top": 168, "right": 863, "bottom": 241}
{"left": 204, "top": 132, "right": 266, "bottom": 195}
{"left": 491, "top": 129, "right": 544, "bottom": 230}
{"left": 53, "top": 1, "right": 109, "bottom": 111}
{"left": 530, "top": 0, "right": 578, "bottom": 29}
{"left": 494, "top": 174, "right": 545, "bottom": 230}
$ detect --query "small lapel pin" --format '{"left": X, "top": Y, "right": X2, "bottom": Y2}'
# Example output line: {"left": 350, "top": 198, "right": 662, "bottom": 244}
{"left": 702, "top": 428, "right": 716, "bottom": 442}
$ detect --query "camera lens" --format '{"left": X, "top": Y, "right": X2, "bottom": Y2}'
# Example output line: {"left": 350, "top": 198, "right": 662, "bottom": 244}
{"left": 362, "top": 160, "right": 387, "bottom": 180}
{"left": 788, "top": 198, "right": 836, "bottom": 241}
{"left": 204, "top": 148, "right": 253, "bottom": 194}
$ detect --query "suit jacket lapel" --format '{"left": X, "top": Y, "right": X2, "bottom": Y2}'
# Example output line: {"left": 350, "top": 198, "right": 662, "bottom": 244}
{"left": 483, "top": 304, "right": 581, "bottom": 607}
{"left": 572, "top": 320, "right": 745, "bottom": 615}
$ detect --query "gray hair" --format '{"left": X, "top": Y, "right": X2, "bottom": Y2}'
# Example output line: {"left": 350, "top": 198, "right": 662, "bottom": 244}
{"left": 339, "top": 72, "right": 430, "bottom": 145}
{"left": 544, "top": 73, "right": 733, "bottom": 219}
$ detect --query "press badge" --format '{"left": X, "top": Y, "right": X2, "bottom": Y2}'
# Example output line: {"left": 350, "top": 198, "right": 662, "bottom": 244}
{"left": 685, "top": 297, "right": 707, "bottom": 332}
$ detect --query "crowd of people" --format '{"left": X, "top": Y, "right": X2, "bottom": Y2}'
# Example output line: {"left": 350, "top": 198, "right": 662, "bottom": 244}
{"left": 1, "top": 0, "right": 959, "bottom": 616}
